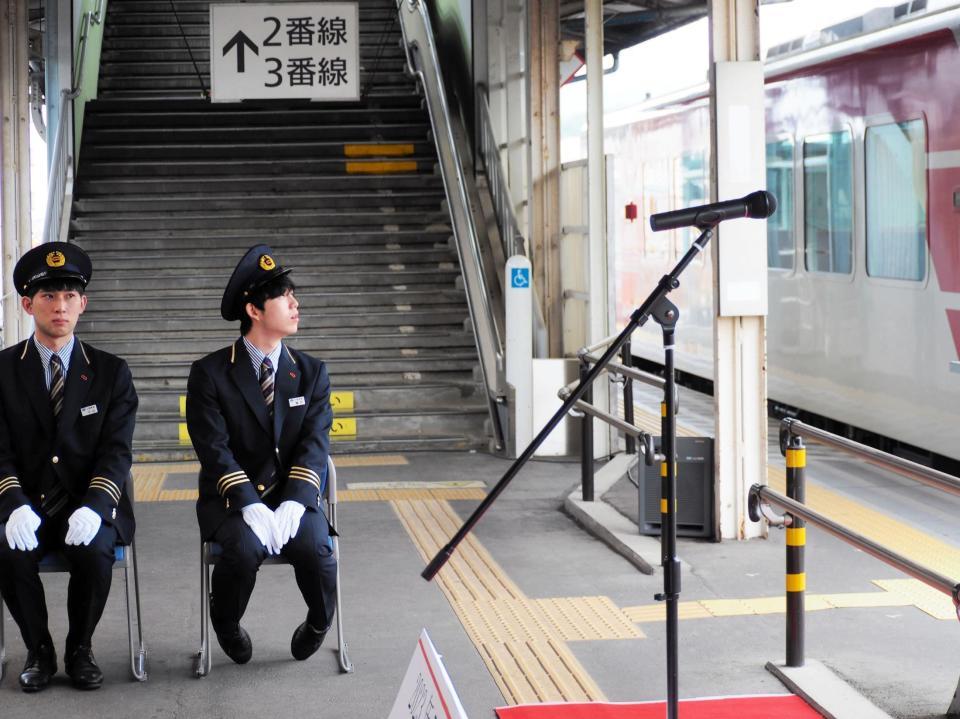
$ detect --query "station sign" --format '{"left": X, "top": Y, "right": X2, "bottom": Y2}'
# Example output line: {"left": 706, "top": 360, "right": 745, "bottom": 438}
{"left": 210, "top": 2, "right": 360, "bottom": 102}
{"left": 388, "top": 629, "right": 468, "bottom": 719}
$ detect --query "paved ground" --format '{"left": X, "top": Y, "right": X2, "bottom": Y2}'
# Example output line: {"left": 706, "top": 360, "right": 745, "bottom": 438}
{"left": 1, "top": 418, "right": 959, "bottom": 718}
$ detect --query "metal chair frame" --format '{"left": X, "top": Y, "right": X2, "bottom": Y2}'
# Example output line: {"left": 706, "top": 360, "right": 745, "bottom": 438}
{"left": 0, "top": 539, "right": 148, "bottom": 682}
{"left": 193, "top": 455, "right": 353, "bottom": 676}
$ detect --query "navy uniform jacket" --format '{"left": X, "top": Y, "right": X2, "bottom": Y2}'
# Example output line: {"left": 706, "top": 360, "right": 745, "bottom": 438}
{"left": 186, "top": 339, "right": 333, "bottom": 540}
{"left": 0, "top": 339, "right": 139, "bottom": 542}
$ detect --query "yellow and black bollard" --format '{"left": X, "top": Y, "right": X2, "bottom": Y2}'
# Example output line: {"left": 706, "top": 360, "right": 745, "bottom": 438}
{"left": 785, "top": 434, "right": 806, "bottom": 667}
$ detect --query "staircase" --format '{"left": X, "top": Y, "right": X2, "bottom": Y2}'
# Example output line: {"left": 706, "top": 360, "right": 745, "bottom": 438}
{"left": 72, "top": 0, "right": 492, "bottom": 461}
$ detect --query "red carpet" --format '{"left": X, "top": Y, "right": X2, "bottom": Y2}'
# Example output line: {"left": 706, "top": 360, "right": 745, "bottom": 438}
{"left": 495, "top": 694, "right": 822, "bottom": 719}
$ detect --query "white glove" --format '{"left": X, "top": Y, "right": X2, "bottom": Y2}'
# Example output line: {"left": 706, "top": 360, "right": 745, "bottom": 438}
{"left": 241, "top": 502, "right": 280, "bottom": 555}
{"left": 274, "top": 501, "right": 306, "bottom": 549}
{"left": 65, "top": 506, "right": 102, "bottom": 546}
{"left": 5, "top": 504, "right": 41, "bottom": 551}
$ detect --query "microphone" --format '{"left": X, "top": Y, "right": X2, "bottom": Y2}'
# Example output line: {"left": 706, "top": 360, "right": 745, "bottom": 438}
{"left": 649, "top": 190, "right": 777, "bottom": 232}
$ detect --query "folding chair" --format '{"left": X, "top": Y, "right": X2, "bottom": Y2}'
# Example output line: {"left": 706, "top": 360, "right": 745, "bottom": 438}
{"left": 0, "top": 540, "right": 148, "bottom": 682}
{"left": 194, "top": 455, "right": 352, "bottom": 676}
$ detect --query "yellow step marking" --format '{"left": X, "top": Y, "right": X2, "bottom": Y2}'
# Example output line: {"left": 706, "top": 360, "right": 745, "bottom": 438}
{"left": 330, "top": 418, "right": 357, "bottom": 437}
{"left": 345, "top": 160, "right": 417, "bottom": 174}
{"left": 331, "top": 391, "right": 354, "bottom": 412}
{"left": 178, "top": 423, "right": 191, "bottom": 444}
{"left": 392, "top": 498, "right": 606, "bottom": 704}
{"left": 344, "top": 143, "right": 414, "bottom": 157}
{"left": 179, "top": 395, "right": 186, "bottom": 417}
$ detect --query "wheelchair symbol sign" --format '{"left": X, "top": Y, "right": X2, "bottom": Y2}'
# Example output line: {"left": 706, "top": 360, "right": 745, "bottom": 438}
{"left": 511, "top": 267, "right": 530, "bottom": 289}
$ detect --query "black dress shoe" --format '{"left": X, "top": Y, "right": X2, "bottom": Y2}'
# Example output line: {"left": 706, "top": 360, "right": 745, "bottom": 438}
{"left": 291, "top": 620, "right": 329, "bottom": 661}
{"left": 19, "top": 643, "right": 57, "bottom": 692}
{"left": 214, "top": 624, "right": 252, "bottom": 664}
{"left": 65, "top": 645, "right": 103, "bottom": 690}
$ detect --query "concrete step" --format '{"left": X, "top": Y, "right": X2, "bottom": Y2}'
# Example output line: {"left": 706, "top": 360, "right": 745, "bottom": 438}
{"left": 80, "top": 287, "right": 464, "bottom": 312}
{"left": 92, "top": 330, "right": 476, "bottom": 357}
{"left": 76, "top": 174, "right": 444, "bottom": 196}
{"left": 78, "top": 156, "right": 437, "bottom": 177}
{"left": 132, "top": 433, "right": 485, "bottom": 463}
{"left": 82, "top": 138, "right": 435, "bottom": 161}
{"left": 70, "top": 208, "right": 448, "bottom": 231}
{"left": 87, "top": 247, "right": 457, "bottom": 271}
{"left": 83, "top": 123, "right": 429, "bottom": 144}
{"left": 72, "top": 228, "right": 451, "bottom": 250}
{"left": 80, "top": 308, "right": 466, "bottom": 334}
{"left": 136, "top": 381, "right": 483, "bottom": 414}
{"left": 134, "top": 405, "right": 488, "bottom": 444}
{"left": 74, "top": 191, "right": 444, "bottom": 214}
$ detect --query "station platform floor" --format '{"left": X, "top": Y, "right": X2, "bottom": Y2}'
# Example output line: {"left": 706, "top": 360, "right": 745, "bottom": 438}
{"left": 1, "top": 385, "right": 959, "bottom": 719}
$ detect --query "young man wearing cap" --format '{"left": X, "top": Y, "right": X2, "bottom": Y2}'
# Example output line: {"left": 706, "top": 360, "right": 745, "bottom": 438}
{"left": 0, "top": 242, "right": 139, "bottom": 692}
{"left": 186, "top": 244, "right": 337, "bottom": 666}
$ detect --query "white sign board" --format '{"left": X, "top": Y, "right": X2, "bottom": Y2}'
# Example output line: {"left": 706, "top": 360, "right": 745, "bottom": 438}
{"left": 388, "top": 629, "right": 469, "bottom": 719}
{"left": 210, "top": 3, "right": 360, "bottom": 102}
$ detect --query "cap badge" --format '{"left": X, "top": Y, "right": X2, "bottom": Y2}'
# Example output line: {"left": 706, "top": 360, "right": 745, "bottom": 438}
{"left": 259, "top": 255, "right": 276, "bottom": 271}
{"left": 46, "top": 251, "right": 66, "bottom": 268}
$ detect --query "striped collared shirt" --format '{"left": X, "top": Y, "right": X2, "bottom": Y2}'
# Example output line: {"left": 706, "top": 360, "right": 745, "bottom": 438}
{"left": 242, "top": 336, "right": 282, "bottom": 379}
{"left": 33, "top": 335, "right": 75, "bottom": 391}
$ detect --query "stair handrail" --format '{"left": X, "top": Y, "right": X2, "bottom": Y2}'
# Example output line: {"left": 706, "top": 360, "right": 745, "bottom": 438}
{"left": 395, "top": 0, "right": 506, "bottom": 449}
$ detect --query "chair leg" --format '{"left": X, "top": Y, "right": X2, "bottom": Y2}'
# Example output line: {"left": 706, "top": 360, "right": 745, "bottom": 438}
{"left": 330, "top": 505, "right": 353, "bottom": 674}
{"left": 126, "top": 541, "right": 148, "bottom": 681}
{"left": 193, "top": 545, "right": 212, "bottom": 677}
{"left": 0, "top": 598, "right": 6, "bottom": 681}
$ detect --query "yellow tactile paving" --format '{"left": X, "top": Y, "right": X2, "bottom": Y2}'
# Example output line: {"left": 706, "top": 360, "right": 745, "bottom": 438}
{"left": 392, "top": 497, "right": 606, "bottom": 704}
{"left": 618, "top": 400, "right": 699, "bottom": 437}
{"left": 533, "top": 596, "right": 644, "bottom": 641}
{"left": 873, "top": 579, "right": 957, "bottom": 620}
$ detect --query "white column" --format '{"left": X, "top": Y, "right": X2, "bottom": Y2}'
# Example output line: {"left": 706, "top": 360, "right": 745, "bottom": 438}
{"left": 1, "top": 0, "right": 32, "bottom": 347}
{"left": 505, "top": 255, "right": 533, "bottom": 456}
{"left": 709, "top": 0, "right": 768, "bottom": 540}
{"left": 585, "top": 0, "right": 609, "bottom": 458}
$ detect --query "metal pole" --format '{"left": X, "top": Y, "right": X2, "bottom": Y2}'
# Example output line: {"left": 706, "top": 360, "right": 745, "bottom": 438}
{"left": 659, "top": 318, "right": 681, "bottom": 719}
{"left": 580, "top": 358, "right": 595, "bottom": 501}
{"left": 785, "top": 435, "right": 806, "bottom": 667}
{"left": 621, "top": 340, "right": 636, "bottom": 456}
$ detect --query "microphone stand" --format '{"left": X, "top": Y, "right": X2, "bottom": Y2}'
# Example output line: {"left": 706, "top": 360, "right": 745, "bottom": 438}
{"left": 422, "top": 223, "right": 718, "bottom": 719}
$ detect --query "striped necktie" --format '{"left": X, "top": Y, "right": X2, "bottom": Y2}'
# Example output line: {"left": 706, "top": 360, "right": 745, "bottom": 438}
{"left": 260, "top": 357, "right": 275, "bottom": 418}
{"left": 50, "top": 354, "right": 65, "bottom": 418}
{"left": 42, "top": 354, "right": 68, "bottom": 516}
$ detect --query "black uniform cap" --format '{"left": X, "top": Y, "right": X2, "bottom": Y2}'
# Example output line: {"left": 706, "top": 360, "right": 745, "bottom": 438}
{"left": 221, "top": 244, "right": 293, "bottom": 321}
{"left": 13, "top": 242, "right": 92, "bottom": 296}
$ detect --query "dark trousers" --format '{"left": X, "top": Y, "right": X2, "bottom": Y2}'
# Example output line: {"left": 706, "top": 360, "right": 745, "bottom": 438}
{"left": 0, "top": 508, "right": 118, "bottom": 653}
{"left": 210, "top": 509, "right": 337, "bottom": 632}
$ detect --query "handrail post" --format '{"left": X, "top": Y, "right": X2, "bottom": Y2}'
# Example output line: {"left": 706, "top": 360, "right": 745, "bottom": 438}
{"left": 580, "top": 357, "right": 594, "bottom": 501}
{"left": 785, "top": 434, "right": 806, "bottom": 667}
{"left": 621, "top": 340, "right": 636, "bottom": 456}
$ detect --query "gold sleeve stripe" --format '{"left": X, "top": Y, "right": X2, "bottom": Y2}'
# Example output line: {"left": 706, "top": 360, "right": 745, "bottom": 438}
{"left": 219, "top": 477, "right": 250, "bottom": 494}
{"left": 289, "top": 471, "right": 321, "bottom": 490}
{"left": 91, "top": 476, "right": 121, "bottom": 494}
{"left": 290, "top": 465, "right": 321, "bottom": 482}
{"left": 217, "top": 471, "right": 248, "bottom": 492}
{"left": 0, "top": 477, "right": 21, "bottom": 495}
{"left": 90, "top": 479, "right": 121, "bottom": 504}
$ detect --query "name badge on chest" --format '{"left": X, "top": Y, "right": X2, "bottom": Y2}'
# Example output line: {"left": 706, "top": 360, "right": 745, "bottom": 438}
{"left": 81, "top": 404, "right": 98, "bottom": 417}
{"left": 288, "top": 396, "right": 305, "bottom": 408}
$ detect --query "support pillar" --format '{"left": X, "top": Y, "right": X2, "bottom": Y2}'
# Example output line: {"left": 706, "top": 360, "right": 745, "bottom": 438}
{"left": 585, "top": 0, "right": 609, "bottom": 458}
{"left": 709, "top": 0, "right": 768, "bottom": 539}
{"left": 1, "top": 0, "right": 32, "bottom": 347}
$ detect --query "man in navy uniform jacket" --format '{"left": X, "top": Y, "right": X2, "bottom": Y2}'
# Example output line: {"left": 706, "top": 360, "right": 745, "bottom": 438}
{"left": 186, "top": 244, "right": 337, "bottom": 666}
{"left": 0, "top": 242, "right": 138, "bottom": 692}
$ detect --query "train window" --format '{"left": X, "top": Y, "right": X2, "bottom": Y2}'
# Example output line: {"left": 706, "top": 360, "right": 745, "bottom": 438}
{"left": 865, "top": 120, "right": 926, "bottom": 281}
{"left": 678, "top": 151, "right": 708, "bottom": 255}
{"left": 803, "top": 130, "right": 853, "bottom": 274}
{"left": 766, "top": 138, "right": 795, "bottom": 269}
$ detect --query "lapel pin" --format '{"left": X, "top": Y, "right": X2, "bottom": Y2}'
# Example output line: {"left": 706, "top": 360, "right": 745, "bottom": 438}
{"left": 289, "top": 372, "right": 297, "bottom": 379}
{"left": 81, "top": 374, "right": 88, "bottom": 381}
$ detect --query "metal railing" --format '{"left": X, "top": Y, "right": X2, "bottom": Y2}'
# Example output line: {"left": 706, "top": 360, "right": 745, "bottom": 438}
{"left": 476, "top": 84, "right": 525, "bottom": 258}
{"left": 40, "top": 0, "right": 104, "bottom": 247}
{"left": 558, "top": 333, "right": 666, "bottom": 501}
{"left": 749, "top": 418, "right": 960, "bottom": 707}
{"left": 395, "top": 0, "right": 506, "bottom": 450}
